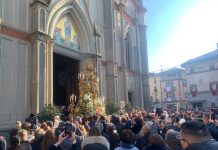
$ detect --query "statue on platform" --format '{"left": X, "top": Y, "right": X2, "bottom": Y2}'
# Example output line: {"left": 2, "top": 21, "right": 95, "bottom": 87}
{"left": 68, "top": 59, "right": 105, "bottom": 116}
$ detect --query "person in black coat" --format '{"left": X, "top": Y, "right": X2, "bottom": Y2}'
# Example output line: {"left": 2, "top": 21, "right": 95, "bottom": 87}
{"left": 111, "top": 115, "right": 123, "bottom": 135}
{"left": 210, "top": 115, "right": 218, "bottom": 141}
{"left": 136, "top": 121, "right": 153, "bottom": 150}
{"left": 142, "top": 134, "right": 168, "bottom": 150}
{"left": 25, "top": 113, "right": 39, "bottom": 127}
{"left": 104, "top": 123, "right": 120, "bottom": 150}
{"left": 179, "top": 120, "right": 218, "bottom": 150}
{"left": 131, "top": 117, "right": 143, "bottom": 135}
{"left": 31, "top": 129, "right": 44, "bottom": 150}
{"left": 203, "top": 114, "right": 216, "bottom": 137}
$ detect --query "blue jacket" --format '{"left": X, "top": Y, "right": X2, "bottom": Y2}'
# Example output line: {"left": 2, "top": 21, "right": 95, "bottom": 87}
{"left": 185, "top": 139, "right": 218, "bottom": 150}
{"left": 114, "top": 143, "right": 139, "bottom": 150}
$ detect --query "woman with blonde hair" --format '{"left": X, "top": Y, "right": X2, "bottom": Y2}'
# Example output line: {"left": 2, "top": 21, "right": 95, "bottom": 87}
{"left": 15, "top": 129, "right": 32, "bottom": 150}
{"left": 41, "top": 129, "right": 55, "bottom": 150}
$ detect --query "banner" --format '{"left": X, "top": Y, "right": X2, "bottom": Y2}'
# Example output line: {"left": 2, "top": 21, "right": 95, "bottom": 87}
{"left": 210, "top": 83, "right": 217, "bottom": 96}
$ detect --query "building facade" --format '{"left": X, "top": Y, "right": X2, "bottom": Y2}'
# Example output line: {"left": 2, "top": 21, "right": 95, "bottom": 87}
{"left": 149, "top": 73, "right": 161, "bottom": 107}
{"left": 181, "top": 46, "right": 218, "bottom": 109}
{"left": 160, "top": 68, "right": 188, "bottom": 110}
{"left": 0, "top": 0, "right": 149, "bottom": 129}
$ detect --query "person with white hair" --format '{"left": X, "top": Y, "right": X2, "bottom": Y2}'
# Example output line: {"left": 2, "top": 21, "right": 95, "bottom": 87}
{"left": 178, "top": 118, "right": 186, "bottom": 129}
{"left": 136, "top": 121, "right": 153, "bottom": 149}
{"left": 165, "top": 129, "right": 183, "bottom": 150}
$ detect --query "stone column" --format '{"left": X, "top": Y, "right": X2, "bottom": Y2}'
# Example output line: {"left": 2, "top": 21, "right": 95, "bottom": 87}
{"left": 103, "top": 0, "right": 118, "bottom": 104}
{"left": 139, "top": 25, "right": 150, "bottom": 110}
{"left": 136, "top": 5, "right": 150, "bottom": 110}
{"left": 30, "top": 1, "right": 50, "bottom": 113}
{"left": 30, "top": 32, "right": 47, "bottom": 114}
{"left": 119, "top": 1, "right": 128, "bottom": 104}
{"left": 93, "top": 23, "right": 102, "bottom": 96}
{"left": 134, "top": 18, "right": 144, "bottom": 108}
{"left": 45, "top": 37, "right": 54, "bottom": 105}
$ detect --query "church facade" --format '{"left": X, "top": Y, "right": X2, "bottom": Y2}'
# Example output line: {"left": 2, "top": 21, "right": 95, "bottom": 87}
{"left": 0, "top": 0, "right": 149, "bottom": 129}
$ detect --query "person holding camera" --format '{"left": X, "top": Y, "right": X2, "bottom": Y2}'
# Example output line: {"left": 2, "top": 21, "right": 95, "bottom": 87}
{"left": 48, "top": 122, "right": 80, "bottom": 150}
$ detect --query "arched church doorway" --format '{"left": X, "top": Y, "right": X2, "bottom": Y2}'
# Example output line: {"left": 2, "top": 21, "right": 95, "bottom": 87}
{"left": 52, "top": 15, "right": 81, "bottom": 107}
{"left": 53, "top": 53, "right": 79, "bottom": 106}
{"left": 45, "top": 0, "right": 95, "bottom": 109}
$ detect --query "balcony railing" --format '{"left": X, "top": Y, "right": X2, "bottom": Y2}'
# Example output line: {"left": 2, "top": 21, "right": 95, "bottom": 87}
{"left": 165, "top": 86, "right": 175, "bottom": 92}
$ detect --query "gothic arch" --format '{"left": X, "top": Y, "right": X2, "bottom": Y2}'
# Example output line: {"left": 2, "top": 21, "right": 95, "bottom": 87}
{"left": 124, "top": 26, "right": 133, "bottom": 70}
{"left": 124, "top": 25, "right": 138, "bottom": 46}
{"left": 124, "top": 26, "right": 133, "bottom": 41}
{"left": 46, "top": 0, "right": 94, "bottom": 53}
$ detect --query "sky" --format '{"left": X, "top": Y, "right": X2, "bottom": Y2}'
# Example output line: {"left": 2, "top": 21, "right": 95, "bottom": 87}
{"left": 143, "top": 0, "right": 218, "bottom": 72}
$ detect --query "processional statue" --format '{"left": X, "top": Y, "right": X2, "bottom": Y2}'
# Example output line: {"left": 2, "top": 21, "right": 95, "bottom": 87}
{"left": 68, "top": 59, "right": 105, "bottom": 116}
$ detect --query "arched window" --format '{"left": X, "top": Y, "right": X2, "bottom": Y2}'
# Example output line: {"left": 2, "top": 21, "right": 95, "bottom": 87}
{"left": 125, "top": 32, "right": 132, "bottom": 70}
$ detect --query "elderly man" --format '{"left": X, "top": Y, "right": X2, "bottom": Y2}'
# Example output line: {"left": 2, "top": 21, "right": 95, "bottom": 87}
{"left": 179, "top": 120, "right": 218, "bottom": 150}
{"left": 165, "top": 129, "right": 183, "bottom": 150}
{"left": 136, "top": 121, "right": 153, "bottom": 149}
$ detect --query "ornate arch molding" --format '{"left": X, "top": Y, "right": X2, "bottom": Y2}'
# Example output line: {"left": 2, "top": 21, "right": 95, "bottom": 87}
{"left": 124, "top": 25, "right": 135, "bottom": 46}
{"left": 46, "top": 0, "right": 94, "bottom": 53}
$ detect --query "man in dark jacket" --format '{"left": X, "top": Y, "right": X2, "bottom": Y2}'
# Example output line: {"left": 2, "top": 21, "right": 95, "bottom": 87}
{"left": 104, "top": 123, "right": 120, "bottom": 150}
{"left": 211, "top": 115, "right": 218, "bottom": 141}
{"left": 179, "top": 120, "right": 218, "bottom": 150}
{"left": 25, "top": 113, "right": 39, "bottom": 127}
{"left": 203, "top": 114, "right": 216, "bottom": 131}
{"left": 136, "top": 121, "right": 153, "bottom": 149}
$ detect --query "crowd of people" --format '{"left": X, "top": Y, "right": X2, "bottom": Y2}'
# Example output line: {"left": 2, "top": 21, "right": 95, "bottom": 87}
{"left": 1, "top": 108, "right": 218, "bottom": 150}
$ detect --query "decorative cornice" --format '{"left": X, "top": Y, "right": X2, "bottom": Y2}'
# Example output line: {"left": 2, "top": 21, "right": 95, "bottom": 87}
{"left": 186, "top": 68, "right": 218, "bottom": 76}
{"left": 114, "top": 2, "right": 135, "bottom": 26}
{"left": 0, "top": 24, "right": 30, "bottom": 41}
{"left": 30, "top": 31, "right": 49, "bottom": 42}
{"left": 123, "top": 11, "right": 134, "bottom": 25}
{"left": 46, "top": 35, "right": 54, "bottom": 46}
{"left": 137, "top": 6, "right": 147, "bottom": 14}
{"left": 101, "top": 60, "right": 144, "bottom": 76}
{"left": 31, "top": 0, "right": 51, "bottom": 7}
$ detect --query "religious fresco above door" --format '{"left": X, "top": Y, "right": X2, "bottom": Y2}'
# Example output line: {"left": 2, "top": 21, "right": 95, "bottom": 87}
{"left": 54, "top": 15, "right": 80, "bottom": 51}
